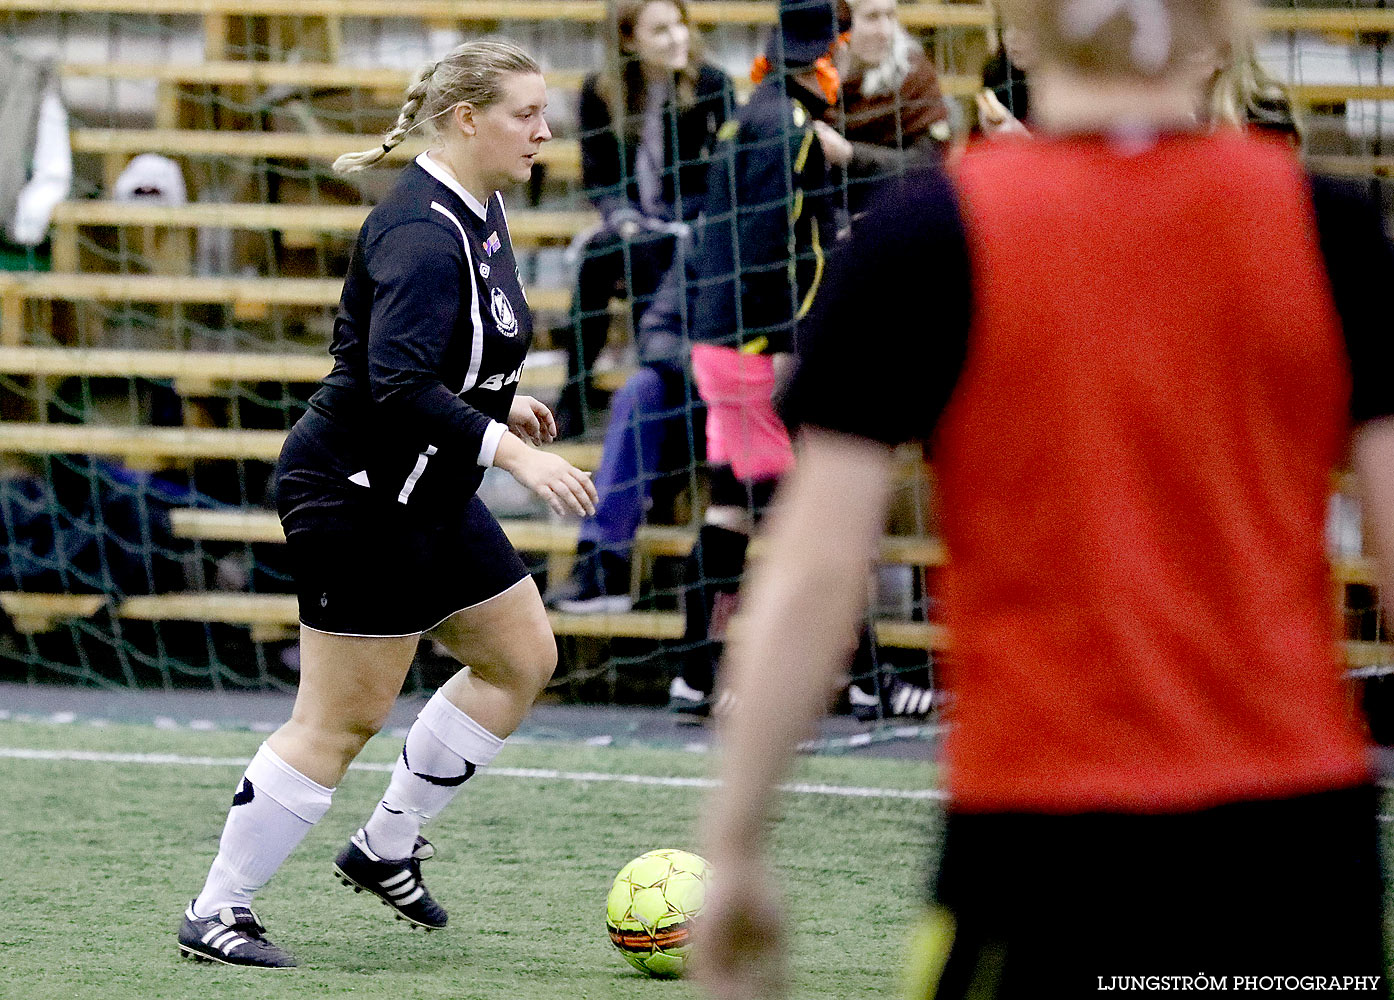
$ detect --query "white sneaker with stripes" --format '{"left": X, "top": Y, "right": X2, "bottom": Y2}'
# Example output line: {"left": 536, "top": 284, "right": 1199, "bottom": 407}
{"left": 849, "top": 675, "right": 941, "bottom": 723}
{"left": 177, "top": 903, "right": 296, "bottom": 968}
{"left": 333, "top": 829, "right": 447, "bottom": 929}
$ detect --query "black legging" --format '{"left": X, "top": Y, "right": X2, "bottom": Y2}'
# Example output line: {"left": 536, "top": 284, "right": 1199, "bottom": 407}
{"left": 556, "top": 226, "right": 677, "bottom": 435}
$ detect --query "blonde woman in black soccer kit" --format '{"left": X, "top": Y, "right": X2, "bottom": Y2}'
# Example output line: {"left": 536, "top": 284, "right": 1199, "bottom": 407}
{"left": 176, "top": 40, "right": 598, "bottom": 968}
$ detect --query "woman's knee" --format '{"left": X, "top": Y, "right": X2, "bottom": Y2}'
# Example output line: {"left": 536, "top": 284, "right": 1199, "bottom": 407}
{"left": 281, "top": 712, "right": 383, "bottom": 762}
{"left": 474, "top": 629, "right": 557, "bottom": 695}
{"left": 517, "top": 630, "right": 558, "bottom": 691}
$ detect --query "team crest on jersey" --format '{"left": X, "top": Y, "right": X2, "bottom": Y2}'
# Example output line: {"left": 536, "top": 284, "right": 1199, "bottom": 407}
{"left": 491, "top": 286, "right": 518, "bottom": 336}
{"left": 478, "top": 262, "right": 490, "bottom": 279}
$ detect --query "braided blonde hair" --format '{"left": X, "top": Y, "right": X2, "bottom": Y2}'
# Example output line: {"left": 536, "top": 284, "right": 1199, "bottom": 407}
{"left": 334, "top": 39, "right": 542, "bottom": 174}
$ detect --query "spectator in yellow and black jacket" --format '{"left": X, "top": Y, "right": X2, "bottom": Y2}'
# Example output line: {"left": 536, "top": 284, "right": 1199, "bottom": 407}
{"left": 668, "top": 0, "right": 843, "bottom": 718}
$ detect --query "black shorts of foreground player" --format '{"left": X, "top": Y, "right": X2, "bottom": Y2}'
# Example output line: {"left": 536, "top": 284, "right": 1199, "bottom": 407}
{"left": 176, "top": 40, "right": 598, "bottom": 969}
{"left": 694, "top": 1, "right": 1394, "bottom": 997}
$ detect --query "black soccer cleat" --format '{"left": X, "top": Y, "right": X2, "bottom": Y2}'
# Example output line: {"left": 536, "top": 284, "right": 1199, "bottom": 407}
{"left": 177, "top": 902, "right": 297, "bottom": 968}
{"left": 333, "top": 829, "right": 447, "bottom": 929}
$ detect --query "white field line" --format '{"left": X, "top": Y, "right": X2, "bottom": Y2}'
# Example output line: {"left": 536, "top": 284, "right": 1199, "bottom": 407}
{"left": 0, "top": 746, "right": 946, "bottom": 802}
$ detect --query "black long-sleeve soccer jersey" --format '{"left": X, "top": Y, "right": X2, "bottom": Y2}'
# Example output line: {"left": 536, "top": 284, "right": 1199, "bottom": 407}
{"left": 305, "top": 153, "right": 532, "bottom": 510}
{"left": 685, "top": 78, "right": 835, "bottom": 355}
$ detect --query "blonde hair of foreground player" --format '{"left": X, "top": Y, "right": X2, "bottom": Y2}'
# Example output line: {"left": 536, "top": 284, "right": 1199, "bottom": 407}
{"left": 691, "top": 2, "right": 1394, "bottom": 998}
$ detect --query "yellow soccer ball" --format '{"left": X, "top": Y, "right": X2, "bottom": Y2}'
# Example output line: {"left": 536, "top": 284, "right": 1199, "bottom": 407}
{"left": 605, "top": 848, "right": 710, "bottom": 978}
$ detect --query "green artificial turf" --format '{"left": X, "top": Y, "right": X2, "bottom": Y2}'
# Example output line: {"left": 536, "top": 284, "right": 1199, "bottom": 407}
{"left": 0, "top": 718, "right": 939, "bottom": 1000}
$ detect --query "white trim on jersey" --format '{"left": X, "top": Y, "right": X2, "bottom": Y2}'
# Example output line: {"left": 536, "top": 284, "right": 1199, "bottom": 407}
{"left": 477, "top": 420, "right": 508, "bottom": 468}
{"left": 397, "top": 443, "right": 438, "bottom": 504}
{"left": 429, "top": 201, "right": 487, "bottom": 398}
{"left": 416, "top": 151, "right": 489, "bottom": 221}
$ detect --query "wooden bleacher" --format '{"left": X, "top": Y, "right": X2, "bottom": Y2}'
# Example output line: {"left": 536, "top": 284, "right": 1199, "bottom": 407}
{"left": 47, "top": 202, "right": 595, "bottom": 275}
{"left": 57, "top": 58, "right": 983, "bottom": 106}
{"left": 0, "top": 587, "right": 946, "bottom": 652}
{"left": 57, "top": 59, "right": 1394, "bottom": 116}
{"left": 50, "top": 202, "right": 594, "bottom": 246}
{"left": 0, "top": 589, "right": 684, "bottom": 642}
{"left": 2, "top": 590, "right": 1388, "bottom": 669}
{"left": 2, "top": 0, "right": 1389, "bottom": 664}
{"left": 0, "top": 273, "right": 570, "bottom": 347}
{"left": 70, "top": 130, "right": 581, "bottom": 195}
{"left": 69, "top": 129, "right": 578, "bottom": 173}
{"left": 0, "top": 346, "right": 632, "bottom": 397}
{"left": 7, "top": 0, "right": 1393, "bottom": 32}
{"left": 0, "top": 0, "right": 989, "bottom": 28}
{"left": 0, "top": 420, "right": 603, "bottom": 469}
{"left": 169, "top": 507, "right": 695, "bottom": 553}
{"left": 162, "top": 506, "right": 1387, "bottom": 588}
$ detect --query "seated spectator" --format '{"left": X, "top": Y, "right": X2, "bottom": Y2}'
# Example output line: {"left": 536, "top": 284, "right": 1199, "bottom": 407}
{"left": 979, "top": 19, "right": 1032, "bottom": 129}
{"left": 816, "top": 0, "right": 953, "bottom": 213}
{"left": 545, "top": 254, "right": 704, "bottom": 613}
{"left": 668, "top": 0, "right": 842, "bottom": 717}
{"left": 554, "top": 0, "right": 734, "bottom": 439}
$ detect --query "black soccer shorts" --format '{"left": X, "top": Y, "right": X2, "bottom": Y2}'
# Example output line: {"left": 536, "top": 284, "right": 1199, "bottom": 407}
{"left": 277, "top": 478, "right": 529, "bottom": 638}
{"left": 911, "top": 785, "right": 1387, "bottom": 998}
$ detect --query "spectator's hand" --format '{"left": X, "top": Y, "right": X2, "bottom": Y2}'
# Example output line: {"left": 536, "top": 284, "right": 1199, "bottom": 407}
{"left": 694, "top": 851, "right": 788, "bottom": 1000}
{"left": 508, "top": 394, "right": 556, "bottom": 446}
{"left": 494, "top": 435, "right": 598, "bottom": 517}
{"left": 976, "top": 89, "right": 1030, "bottom": 139}
{"left": 812, "top": 121, "right": 853, "bottom": 167}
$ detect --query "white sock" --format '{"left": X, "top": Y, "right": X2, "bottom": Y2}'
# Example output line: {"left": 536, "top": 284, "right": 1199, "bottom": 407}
{"left": 191, "top": 743, "right": 333, "bottom": 918}
{"left": 361, "top": 691, "right": 505, "bottom": 860}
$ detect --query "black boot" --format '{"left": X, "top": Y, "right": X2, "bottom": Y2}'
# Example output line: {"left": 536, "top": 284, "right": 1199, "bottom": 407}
{"left": 671, "top": 525, "right": 749, "bottom": 716}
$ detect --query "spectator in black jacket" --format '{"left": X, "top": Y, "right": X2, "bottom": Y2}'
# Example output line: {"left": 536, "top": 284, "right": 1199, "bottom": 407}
{"left": 556, "top": 0, "right": 734, "bottom": 437}
{"left": 668, "top": 0, "right": 842, "bottom": 717}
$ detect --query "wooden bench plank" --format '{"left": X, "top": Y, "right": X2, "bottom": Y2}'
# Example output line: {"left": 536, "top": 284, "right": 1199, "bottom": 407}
{"left": 58, "top": 59, "right": 987, "bottom": 101}
{"left": 1308, "top": 154, "right": 1394, "bottom": 179}
{"left": 0, "top": 346, "right": 330, "bottom": 382}
{"left": 161, "top": 506, "right": 1382, "bottom": 585}
{"left": 0, "top": 423, "right": 287, "bottom": 461}
{"left": 168, "top": 507, "right": 697, "bottom": 553}
{"left": 1293, "top": 83, "right": 1394, "bottom": 104}
{"left": 171, "top": 508, "right": 289, "bottom": 543}
{"left": 0, "top": 0, "right": 988, "bottom": 27}
{"left": 0, "top": 592, "right": 106, "bottom": 634}
{"left": 0, "top": 346, "right": 631, "bottom": 395}
{"left": 71, "top": 129, "right": 580, "bottom": 179}
{"left": 0, "top": 421, "right": 603, "bottom": 468}
{"left": 5, "top": 0, "right": 1381, "bottom": 32}
{"left": 67, "top": 134, "right": 1394, "bottom": 200}
{"left": 1345, "top": 640, "right": 1394, "bottom": 669}
{"left": 59, "top": 60, "right": 1394, "bottom": 124}
{"left": 50, "top": 201, "right": 596, "bottom": 247}
{"left": 0, "top": 272, "right": 570, "bottom": 315}
{"left": 119, "top": 591, "right": 684, "bottom": 638}
{"left": 9, "top": 590, "right": 1384, "bottom": 665}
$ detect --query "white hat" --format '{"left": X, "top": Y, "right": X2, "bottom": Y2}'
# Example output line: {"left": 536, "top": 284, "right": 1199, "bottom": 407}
{"left": 112, "top": 153, "right": 186, "bottom": 205}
